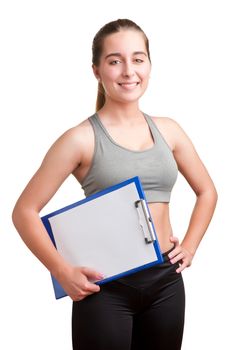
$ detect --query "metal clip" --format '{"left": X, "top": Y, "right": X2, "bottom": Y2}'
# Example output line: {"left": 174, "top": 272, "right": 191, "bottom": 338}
{"left": 135, "top": 199, "right": 156, "bottom": 243}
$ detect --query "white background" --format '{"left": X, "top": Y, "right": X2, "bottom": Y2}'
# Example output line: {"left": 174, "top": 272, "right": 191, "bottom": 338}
{"left": 1, "top": 0, "right": 231, "bottom": 348}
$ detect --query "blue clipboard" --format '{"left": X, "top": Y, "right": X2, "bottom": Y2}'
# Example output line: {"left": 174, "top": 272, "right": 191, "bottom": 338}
{"left": 41, "top": 176, "right": 163, "bottom": 299}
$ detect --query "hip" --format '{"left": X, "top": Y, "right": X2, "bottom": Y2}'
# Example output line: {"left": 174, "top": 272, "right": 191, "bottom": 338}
{"left": 115, "top": 246, "right": 182, "bottom": 291}
{"left": 97, "top": 246, "right": 185, "bottom": 312}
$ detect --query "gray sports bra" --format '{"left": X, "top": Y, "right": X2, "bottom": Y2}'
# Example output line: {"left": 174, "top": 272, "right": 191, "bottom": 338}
{"left": 80, "top": 112, "right": 178, "bottom": 203}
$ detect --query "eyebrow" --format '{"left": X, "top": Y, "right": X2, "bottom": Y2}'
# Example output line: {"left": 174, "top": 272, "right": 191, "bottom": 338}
{"left": 104, "top": 51, "right": 147, "bottom": 59}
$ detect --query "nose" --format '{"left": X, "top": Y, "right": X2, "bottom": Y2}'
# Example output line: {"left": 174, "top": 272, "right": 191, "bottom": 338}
{"left": 122, "top": 61, "right": 135, "bottom": 78}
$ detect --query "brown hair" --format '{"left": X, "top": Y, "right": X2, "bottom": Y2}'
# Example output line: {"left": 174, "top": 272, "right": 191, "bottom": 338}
{"left": 92, "top": 19, "right": 151, "bottom": 111}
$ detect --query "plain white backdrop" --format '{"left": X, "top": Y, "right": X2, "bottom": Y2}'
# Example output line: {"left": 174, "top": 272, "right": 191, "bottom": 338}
{"left": 1, "top": 0, "right": 231, "bottom": 349}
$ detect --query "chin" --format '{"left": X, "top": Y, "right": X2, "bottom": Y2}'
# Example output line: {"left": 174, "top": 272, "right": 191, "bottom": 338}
{"left": 114, "top": 90, "right": 146, "bottom": 103}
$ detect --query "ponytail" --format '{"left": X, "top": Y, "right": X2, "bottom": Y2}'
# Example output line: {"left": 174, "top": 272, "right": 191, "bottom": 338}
{"left": 96, "top": 82, "right": 105, "bottom": 112}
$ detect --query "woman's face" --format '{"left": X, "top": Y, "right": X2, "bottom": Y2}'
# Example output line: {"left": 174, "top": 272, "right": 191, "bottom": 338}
{"left": 93, "top": 29, "right": 151, "bottom": 105}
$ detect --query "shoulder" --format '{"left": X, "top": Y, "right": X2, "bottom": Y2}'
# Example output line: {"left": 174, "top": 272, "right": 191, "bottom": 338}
{"left": 151, "top": 115, "right": 198, "bottom": 162}
{"left": 56, "top": 116, "right": 93, "bottom": 150}
{"left": 41, "top": 116, "right": 94, "bottom": 168}
{"left": 63, "top": 116, "right": 92, "bottom": 139}
{"left": 151, "top": 116, "right": 182, "bottom": 132}
{"left": 150, "top": 116, "right": 186, "bottom": 151}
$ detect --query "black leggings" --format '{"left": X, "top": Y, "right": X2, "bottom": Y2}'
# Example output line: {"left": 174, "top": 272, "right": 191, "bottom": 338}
{"left": 72, "top": 249, "right": 185, "bottom": 350}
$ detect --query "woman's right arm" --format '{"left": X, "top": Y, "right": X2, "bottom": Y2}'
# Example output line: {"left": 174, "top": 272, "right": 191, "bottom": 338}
{"left": 12, "top": 125, "right": 103, "bottom": 301}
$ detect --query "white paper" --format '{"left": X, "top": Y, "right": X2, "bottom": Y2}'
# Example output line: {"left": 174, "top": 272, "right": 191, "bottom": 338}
{"left": 48, "top": 182, "right": 158, "bottom": 280}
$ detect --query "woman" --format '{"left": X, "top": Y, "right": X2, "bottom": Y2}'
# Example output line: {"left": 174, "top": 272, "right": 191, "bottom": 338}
{"left": 12, "top": 19, "right": 217, "bottom": 350}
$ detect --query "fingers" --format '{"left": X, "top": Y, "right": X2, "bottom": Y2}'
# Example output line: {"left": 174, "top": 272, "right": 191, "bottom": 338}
{"left": 80, "top": 267, "right": 104, "bottom": 292}
{"left": 71, "top": 282, "right": 100, "bottom": 302}
{"left": 72, "top": 282, "right": 101, "bottom": 302}
{"left": 168, "top": 236, "right": 193, "bottom": 273}
{"left": 70, "top": 267, "right": 104, "bottom": 302}
{"left": 176, "top": 260, "right": 189, "bottom": 274}
{"left": 169, "top": 251, "right": 185, "bottom": 265}
{"left": 59, "top": 265, "right": 104, "bottom": 302}
{"left": 81, "top": 266, "right": 104, "bottom": 281}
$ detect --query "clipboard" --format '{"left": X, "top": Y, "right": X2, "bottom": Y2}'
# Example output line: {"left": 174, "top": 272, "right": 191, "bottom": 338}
{"left": 41, "top": 176, "right": 163, "bottom": 299}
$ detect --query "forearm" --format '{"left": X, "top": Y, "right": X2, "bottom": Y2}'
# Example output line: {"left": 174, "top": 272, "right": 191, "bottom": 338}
{"left": 12, "top": 205, "right": 70, "bottom": 278}
{"left": 181, "top": 188, "right": 218, "bottom": 256}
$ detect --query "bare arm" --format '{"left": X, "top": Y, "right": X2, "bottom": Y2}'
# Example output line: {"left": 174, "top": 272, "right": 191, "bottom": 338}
{"left": 162, "top": 118, "right": 218, "bottom": 272}
{"left": 12, "top": 126, "right": 103, "bottom": 300}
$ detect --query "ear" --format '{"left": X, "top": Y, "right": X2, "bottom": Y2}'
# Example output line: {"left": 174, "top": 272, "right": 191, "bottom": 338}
{"left": 92, "top": 64, "right": 101, "bottom": 82}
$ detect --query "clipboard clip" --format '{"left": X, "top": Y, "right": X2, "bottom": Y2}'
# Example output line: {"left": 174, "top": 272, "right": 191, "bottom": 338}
{"left": 135, "top": 199, "right": 156, "bottom": 244}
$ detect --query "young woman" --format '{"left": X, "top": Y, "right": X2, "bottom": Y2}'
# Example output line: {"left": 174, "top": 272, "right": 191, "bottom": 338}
{"left": 12, "top": 19, "right": 217, "bottom": 350}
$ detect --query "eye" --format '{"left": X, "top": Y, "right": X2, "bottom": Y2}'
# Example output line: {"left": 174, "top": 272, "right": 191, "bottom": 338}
{"left": 109, "top": 60, "right": 121, "bottom": 65}
{"left": 134, "top": 58, "right": 144, "bottom": 63}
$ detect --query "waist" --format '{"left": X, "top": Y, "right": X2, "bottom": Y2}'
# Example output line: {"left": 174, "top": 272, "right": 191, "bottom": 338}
{"left": 148, "top": 202, "right": 174, "bottom": 253}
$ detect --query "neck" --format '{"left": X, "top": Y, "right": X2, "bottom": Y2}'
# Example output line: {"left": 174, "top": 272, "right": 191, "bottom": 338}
{"left": 98, "top": 99, "right": 143, "bottom": 123}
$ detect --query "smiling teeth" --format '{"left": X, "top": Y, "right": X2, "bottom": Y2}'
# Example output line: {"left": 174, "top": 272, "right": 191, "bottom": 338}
{"left": 119, "top": 83, "right": 139, "bottom": 86}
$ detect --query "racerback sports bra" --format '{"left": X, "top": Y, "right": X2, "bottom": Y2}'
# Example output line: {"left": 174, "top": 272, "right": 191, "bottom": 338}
{"left": 80, "top": 112, "right": 178, "bottom": 203}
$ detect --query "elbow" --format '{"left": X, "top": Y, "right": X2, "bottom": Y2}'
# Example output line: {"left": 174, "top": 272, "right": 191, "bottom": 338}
{"left": 196, "top": 183, "right": 218, "bottom": 208}
{"left": 12, "top": 200, "right": 29, "bottom": 230}
{"left": 208, "top": 187, "right": 218, "bottom": 215}
{"left": 12, "top": 200, "right": 40, "bottom": 231}
{"left": 12, "top": 202, "right": 22, "bottom": 229}
{"left": 213, "top": 187, "right": 218, "bottom": 209}
{"left": 213, "top": 186, "right": 218, "bottom": 203}
{"left": 12, "top": 203, "right": 17, "bottom": 226}
{"left": 209, "top": 181, "right": 218, "bottom": 205}
{"left": 209, "top": 188, "right": 218, "bottom": 212}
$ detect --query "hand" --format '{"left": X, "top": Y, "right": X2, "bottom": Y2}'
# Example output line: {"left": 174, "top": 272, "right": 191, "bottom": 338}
{"left": 56, "top": 265, "right": 104, "bottom": 301}
{"left": 168, "top": 236, "right": 194, "bottom": 273}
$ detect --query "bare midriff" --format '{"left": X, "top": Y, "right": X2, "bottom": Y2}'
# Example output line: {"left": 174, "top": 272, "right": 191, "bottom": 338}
{"left": 148, "top": 202, "right": 174, "bottom": 254}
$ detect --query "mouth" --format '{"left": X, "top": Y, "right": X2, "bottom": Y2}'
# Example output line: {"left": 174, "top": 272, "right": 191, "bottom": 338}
{"left": 118, "top": 82, "right": 140, "bottom": 89}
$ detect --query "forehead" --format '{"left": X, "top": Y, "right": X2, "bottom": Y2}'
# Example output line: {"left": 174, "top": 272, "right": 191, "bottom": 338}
{"left": 102, "top": 30, "right": 147, "bottom": 56}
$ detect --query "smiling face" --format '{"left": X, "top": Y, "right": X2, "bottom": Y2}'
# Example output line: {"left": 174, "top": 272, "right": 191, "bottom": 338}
{"left": 93, "top": 29, "right": 151, "bottom": 106}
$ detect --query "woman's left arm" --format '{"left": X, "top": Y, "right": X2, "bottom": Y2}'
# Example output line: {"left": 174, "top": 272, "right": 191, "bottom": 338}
{"left": 166, "top": 118, "right": 218, "bottom": 273}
